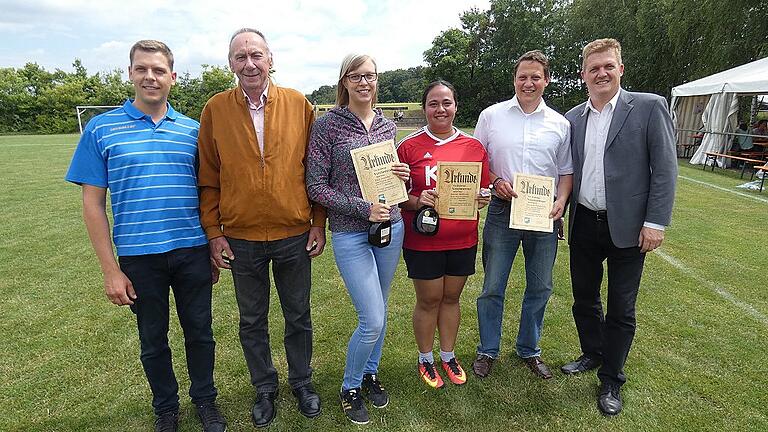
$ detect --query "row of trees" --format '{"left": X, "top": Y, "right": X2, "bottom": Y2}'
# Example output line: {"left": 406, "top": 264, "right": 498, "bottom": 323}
{"left": 306, "top": 66, "right": 427, "bottom": 105}
{"left": 0, "top": 58, "right": 423, "bottom": 134}
{"left": 0, "top": 62, "right": 234, "bottom": 134}
{"left": 424, "top": 0, "right": 767, "bottom": 123}
{"left": 1, "top": 0, "right": 766, "bottom": 133}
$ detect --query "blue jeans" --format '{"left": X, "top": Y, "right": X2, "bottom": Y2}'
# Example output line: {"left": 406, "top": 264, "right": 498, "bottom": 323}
{"left": 476, "top": 197, "right": 558, "bottom": 359}
{"left": 332, "top": 221, "right": 404, "bottom": 390}
{"left": 120, "top": 245, "right": 217, "bottom": 415}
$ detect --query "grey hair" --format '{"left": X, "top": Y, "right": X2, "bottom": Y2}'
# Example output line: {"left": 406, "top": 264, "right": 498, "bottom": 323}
{"left": 228, "top": 28, "right": 271, "bottom": 59}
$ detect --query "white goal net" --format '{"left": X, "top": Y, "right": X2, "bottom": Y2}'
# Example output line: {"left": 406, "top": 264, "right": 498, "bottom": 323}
{"left": 76, "top": 105, "right": 121, "bottom": 134}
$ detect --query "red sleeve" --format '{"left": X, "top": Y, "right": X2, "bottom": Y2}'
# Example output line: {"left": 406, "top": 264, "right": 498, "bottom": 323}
{"left": 480, "top": 145, "right": 491, "bottom": 188}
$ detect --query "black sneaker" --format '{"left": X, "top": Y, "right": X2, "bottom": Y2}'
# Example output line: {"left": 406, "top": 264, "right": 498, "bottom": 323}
{"left": 196, "top": 402, "right": 227, "bottom": 432}
{"left": 154, "top": 411, "right": 179, "bottom": 432}
{"left": 362, "top": 373, "right": 390, "bottom": 408}
{"left": 340, "top": 388, "right": 369, "bottom": 425}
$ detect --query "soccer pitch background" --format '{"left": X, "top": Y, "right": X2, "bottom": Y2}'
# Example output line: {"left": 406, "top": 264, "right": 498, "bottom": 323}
{"left": 1, "top": 133, "right": 766, "bottom": 431}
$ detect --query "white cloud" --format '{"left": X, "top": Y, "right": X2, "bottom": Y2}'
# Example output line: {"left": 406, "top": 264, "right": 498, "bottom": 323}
{"left": 0, "top": 0, "right": 489, "bottom": 93}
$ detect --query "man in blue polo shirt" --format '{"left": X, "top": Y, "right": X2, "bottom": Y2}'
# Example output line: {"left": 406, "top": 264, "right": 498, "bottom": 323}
{"left": 66, "top": 40, "right": 226, "bottom": 432}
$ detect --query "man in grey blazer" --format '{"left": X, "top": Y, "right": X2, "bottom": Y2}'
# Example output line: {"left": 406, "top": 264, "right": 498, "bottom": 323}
{"left": 561, "top": 38, "right": 677, "bottom": 416}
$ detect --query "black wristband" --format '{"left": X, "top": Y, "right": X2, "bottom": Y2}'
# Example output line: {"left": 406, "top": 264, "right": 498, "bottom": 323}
{"left": 492, "top": 177, "right": 504, "bottom": 188}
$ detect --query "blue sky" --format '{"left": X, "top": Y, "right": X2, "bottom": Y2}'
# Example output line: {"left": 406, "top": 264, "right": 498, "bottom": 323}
{"left": 0, "top": 0, "right": 489, "bottom": 93}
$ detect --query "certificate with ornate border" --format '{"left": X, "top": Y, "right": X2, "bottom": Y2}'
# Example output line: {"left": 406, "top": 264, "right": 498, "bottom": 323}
{"left": 350, "top": 139, "right": 408, "bottom": 205}
{"left": 436, "top": 161, "right": 482, "bottom": 220}
{"left": 509, "top": 173, "right": 555, "bottom": 232}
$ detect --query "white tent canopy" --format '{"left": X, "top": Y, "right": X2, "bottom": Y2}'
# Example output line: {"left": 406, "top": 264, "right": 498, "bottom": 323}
{"left": 672, "top": 57, "right": 768, "bottom": 97}
{"left": 670, "top": 57, "right": 768, "bottom": 165}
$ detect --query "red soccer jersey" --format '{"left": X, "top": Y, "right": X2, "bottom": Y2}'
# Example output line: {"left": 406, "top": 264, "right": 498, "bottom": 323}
{"left": 397, "top": 127, "right": 490, "bottom": 251}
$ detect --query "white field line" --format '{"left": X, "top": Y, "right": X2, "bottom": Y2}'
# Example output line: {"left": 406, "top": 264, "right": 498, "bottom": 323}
{"left": 678, "top": 175, "right": 768, "bottom": 204}
{"left": 655, "top": 249, "right": 768, "bottom": 325}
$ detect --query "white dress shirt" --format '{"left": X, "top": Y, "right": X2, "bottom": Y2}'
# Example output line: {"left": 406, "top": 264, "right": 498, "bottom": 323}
{"left": 474, "top": 96, "right": 572, "bottom": 195}
{"left": 579, "top": 89, "right": 664, "bottom": 230}
{"left": 578, "top": 90, "right": 619, "bottom": 211}
{"left": 243, "top": 82, "right": 269, "bottom": 155}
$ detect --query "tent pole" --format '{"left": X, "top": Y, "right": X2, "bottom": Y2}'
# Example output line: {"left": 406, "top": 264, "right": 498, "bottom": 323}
{"left": 750, "top": 95, "right": 757, "bottom": 127}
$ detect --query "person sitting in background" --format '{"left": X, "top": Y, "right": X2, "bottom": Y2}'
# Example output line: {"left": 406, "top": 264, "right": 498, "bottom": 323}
{"left": 753, "top": 119, "right": 768, "bottom": 137}
{"left": 734, "top": 122, "right": 753, "bottom": 151}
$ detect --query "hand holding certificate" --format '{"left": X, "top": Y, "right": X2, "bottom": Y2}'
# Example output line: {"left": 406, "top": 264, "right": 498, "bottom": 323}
{"left": 436, "top": 161, "right": 482, "bottom": 220}
{"left": 350, "top": 139, "right": 408, "bottom": 205}
{"left": 509, "top": 173, "right": 555, "bottom": 232}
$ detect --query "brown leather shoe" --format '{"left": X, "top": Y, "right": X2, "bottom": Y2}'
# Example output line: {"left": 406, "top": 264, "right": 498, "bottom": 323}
{"left": 471, "top": 354, "right": 495, "bottom": 378}
{"left": 522, "top": 356, "right": 553, "bottom": 379}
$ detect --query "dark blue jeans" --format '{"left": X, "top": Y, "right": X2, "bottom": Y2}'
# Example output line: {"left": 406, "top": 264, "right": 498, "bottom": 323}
{"left": 120, "top": 245, "right": 217, "bottom": 415}
{"left": 227, "top": 232, "right": 313, "bottom": 393}
{"left": 476, "top": 197, "right": 559, "bottom": 358}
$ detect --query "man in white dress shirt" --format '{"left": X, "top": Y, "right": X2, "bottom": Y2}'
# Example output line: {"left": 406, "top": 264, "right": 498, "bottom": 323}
{"left": 471, "top": 50, "right": 573, "bottom": 380}
{"left": 561, "top": 38, "right": 677, "bottom": 416}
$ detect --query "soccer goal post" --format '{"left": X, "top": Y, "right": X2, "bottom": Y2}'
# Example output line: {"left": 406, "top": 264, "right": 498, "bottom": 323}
{"left": 76, "top": 105, "right": 121, "bottom": 134}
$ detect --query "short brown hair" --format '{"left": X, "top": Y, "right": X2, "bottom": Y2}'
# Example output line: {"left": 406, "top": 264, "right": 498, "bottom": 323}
{"left": 130, "top": 40, "right": 174, "bottom": 70}
{"left": 515, "top": 50, "right": 550, "bottom": 80}
{"left": 581, "top": 38, "right": 622, "bottom": 69}
{"left": 335, "top": 53, "right": 378, "bottom": 107}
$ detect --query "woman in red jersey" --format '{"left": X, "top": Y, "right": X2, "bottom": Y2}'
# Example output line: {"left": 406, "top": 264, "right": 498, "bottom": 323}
{"left": 397, "top": 80, "right": 490, "bottom": 389}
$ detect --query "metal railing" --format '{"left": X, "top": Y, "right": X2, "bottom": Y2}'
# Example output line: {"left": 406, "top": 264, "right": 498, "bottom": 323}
{"left": 675, "top": 127, "right": 768, "bottom": 158}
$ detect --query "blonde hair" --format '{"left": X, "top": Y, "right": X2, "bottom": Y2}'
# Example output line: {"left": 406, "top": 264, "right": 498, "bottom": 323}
{"left": 335, "top": 53, "right": 378, "bottom": 107}
{"left": 581, "top": 38, "right": 622, "bottom": 69}
{"left": 130, "top": 40, "right": 174, "bottom": 69}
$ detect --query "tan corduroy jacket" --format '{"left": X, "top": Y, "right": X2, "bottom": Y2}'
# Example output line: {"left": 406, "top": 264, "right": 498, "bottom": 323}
{"left": 198, "top": 81, "right": 325, "bottom": 241}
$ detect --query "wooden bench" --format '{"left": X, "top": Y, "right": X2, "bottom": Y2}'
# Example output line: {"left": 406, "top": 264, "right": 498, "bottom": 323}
{"left": 678, "top": 133, "right": 703, "bottom": 158}
{"left": 735, "top": 151, "right": 766, "bottom": 159}
{"left": 752, "top": 164, "right": 768, "bottom": 192}
{"left": 703, "top": 152, "right": 766, "bottom": 178}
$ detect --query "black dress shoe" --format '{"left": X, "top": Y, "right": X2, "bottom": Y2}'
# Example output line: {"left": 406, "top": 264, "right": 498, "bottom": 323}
{"left": 292, "top": 383, "right": 321, "bottom": 418}
{"left": 522, "top": 356, "right": 553, "bottom": 379}
{"left": 597, "top": 382, "right": 622, "bottom": 416}
{"left": 251, "top": 390, "right": 278, "bottom": 428}
{"left": 561, "top": 354, "right": 601, "bottom": 375}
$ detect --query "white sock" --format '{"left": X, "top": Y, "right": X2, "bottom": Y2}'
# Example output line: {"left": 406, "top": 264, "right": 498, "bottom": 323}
{"left": 418, "top": 351, "right": 434, "bottom": 364}
{"left": 440, "top": 350, "right": 455, "bottom": 363}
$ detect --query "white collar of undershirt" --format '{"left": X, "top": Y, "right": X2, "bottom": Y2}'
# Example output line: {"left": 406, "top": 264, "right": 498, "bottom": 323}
{"left": 508, "top": 95, "right": 546, "bottom": 116}
{"left": 243, "top": 81, "right": 269, "bottom": 110}
{"left": 425, "top": 126, "right": 460, "bottom": 146}
{"left": 582, "top": 88, "right": 621, "bottom": 116}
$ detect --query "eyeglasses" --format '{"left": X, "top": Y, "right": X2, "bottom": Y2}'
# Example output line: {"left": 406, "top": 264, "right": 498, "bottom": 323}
{"left": 346, "top": 73, "right": 378, "bottom": 83}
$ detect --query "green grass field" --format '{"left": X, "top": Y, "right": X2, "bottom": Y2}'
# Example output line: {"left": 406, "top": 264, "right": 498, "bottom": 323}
{"left": 2, "top": 133, "right": 767, "bottom": 431}
{"left": 317, "top": 103, "right": 424, "bottom": 118}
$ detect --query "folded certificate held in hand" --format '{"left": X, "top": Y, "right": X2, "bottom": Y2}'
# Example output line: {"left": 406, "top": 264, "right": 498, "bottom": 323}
{"left": 509, "top": 173, "right": 555, "bottom": 232}
{"left": 350, "top": 139, "right": 408, "bottom": 205}
{"left": 436, "top": 161, "right": 482, "bottom": 220}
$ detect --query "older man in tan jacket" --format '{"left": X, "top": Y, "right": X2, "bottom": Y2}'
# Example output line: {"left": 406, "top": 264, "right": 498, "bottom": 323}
{"left": 198, "top": 28, "right": 326, "bottom": 428}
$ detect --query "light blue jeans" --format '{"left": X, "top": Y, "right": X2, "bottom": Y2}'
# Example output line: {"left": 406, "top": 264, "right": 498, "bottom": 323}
{"left": 332, "top": 221, "right": 404, "bottom": 390}
{"left": 476, "top": 198, "right": 558, "bottom": 358}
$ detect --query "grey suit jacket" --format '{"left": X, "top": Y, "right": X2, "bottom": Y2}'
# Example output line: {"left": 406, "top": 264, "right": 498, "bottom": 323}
{"left": 565, "top": 89, "right": 677, "bottom": 248}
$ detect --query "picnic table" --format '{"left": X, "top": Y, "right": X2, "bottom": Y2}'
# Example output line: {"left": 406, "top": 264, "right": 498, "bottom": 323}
{"left": 704, "top": 152, "right": 766, "bottom": 178}
{"left": 753, "top": 164, "right": 768, "bottom": 192}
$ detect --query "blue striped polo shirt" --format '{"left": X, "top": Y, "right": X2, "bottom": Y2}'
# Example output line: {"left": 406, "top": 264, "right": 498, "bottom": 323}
{"left": 66, "top": 100, "right": 208, "bottom": 256}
